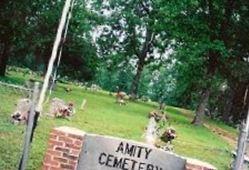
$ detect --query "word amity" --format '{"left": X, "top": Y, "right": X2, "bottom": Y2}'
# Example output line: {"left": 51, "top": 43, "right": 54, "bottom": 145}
{"left": 98, "top": 142, "right": 163, "bottom": 170}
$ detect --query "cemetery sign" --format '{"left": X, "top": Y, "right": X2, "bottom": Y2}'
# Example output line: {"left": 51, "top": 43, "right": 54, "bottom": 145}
{"left": 77, "top": 134, "right": 186, "bottom": 170}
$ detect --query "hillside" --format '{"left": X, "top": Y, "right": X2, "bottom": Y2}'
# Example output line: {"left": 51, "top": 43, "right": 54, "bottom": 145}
{"left": 0, "top": 70, "right": 237, "bottom": 169}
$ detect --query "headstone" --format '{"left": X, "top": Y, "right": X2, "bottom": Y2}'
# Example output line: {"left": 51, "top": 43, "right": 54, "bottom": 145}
{"left": 11, "top": 98, "right": 31, "bottom": 124}
{"left": 80, "top": 99, "right": 87, "bottom": 110}
{"left": 145, "top": 117, "right": 157, "bottom": 145}
{"left": 77, "top": 134, "right": 186, "bottom": 170}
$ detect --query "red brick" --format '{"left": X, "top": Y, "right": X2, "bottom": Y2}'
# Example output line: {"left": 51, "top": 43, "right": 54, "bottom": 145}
{"left": 47, "top": 143, "right": 54, "bottom": 150}
{"left": 44, "top": 154, "right": 52, "bottom": 163}
{"left": 203, "top": 168, "right": 214, "bottom": 170}
{"left": 49, "top": 133, "right": 58, "bottom": 140}
{"left": 64, "top": 143, "right": 81, "bottom": 150}
{"left": 42, "top": 128, "right": 85, "bottom": 170}
{"left": 70, "top": 149, "right": 80, "bottom": 156}
{"left": 60, "top": 163, "right": 74, "bottom": 170}
{"left": 43, "top": 164, "right": 60, "bottom": 169}
{"left": 48, "top": 139, "right": 64, "bottom": 147}
{"left": 55, "top": 146, "right": 70, "bottom": 153}
{"left": 74, "top": 140, "right": 82, "bottom": 146}
{"left": 53, "top": 156, "right": 68, "bottom": 163}
{"left": 72, "top": 145, "right": 81, "bottom": 150}
{"left": 185, "top": 163, "right": 203, "bottom": 170}
{"left": 65, "top": 143, "right": 74, "bottom": 148}
{"left": 64, "top": 141, "right": 74, "bottom": 148}
{"left": 69, "top": 160, "right": 77, "bottom": 166}
{"left": 63, "top": 153, "right": 78, "bottom": 161}
{"left": 58, "top": 136, "right": 73, "bottom": 144}
{"left": 52, "top": 129, "right": 67, "bottom": 137}
{"left": 68, "top": 134, "right": 83, "bottom": 140}
{"left": 50, "top": 168, "right": 61, "bottom": 170}
{"left": 44, "top": 160, "right": 59, "bottom": 167}
{"left": 47, "top": 149, "right": 62, "bottom": 157}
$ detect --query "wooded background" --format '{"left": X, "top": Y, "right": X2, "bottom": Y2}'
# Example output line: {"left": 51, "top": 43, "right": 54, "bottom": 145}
{"left": 0, "top": 0, "right": 249, "bottom": 126}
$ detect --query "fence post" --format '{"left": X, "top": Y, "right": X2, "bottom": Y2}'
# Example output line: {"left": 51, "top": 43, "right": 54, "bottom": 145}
{"left": 18, "top": 82, "right": 39, "bottom": 170}
{"left": 233, "top": 107, "right": 249, "bottom": 170}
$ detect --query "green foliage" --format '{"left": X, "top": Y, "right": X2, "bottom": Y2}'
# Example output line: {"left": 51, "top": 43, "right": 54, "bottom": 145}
{"left": 1, "top": 0, "right": 249, "bottom": 124}
{"left": 91, "top": 0, "right": 175, "bottom": 95}
{"left": 95, "top": 60, "right": 134, "bottom": 92}
{"left": 0, "top": 0, "right": 99, "bottom": 80}
{"left": 157, "top": 0, "right": 249, "bottom": 123}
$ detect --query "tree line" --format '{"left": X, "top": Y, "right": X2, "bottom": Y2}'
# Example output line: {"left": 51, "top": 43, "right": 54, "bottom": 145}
{"left": 0, "top": 0, "right": 249, "bottom": 126}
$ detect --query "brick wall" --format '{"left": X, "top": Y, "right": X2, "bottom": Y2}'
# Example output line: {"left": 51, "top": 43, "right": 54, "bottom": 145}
{"left": 186, "top": 158, "right": 217, "bottom": 170}
{"left": 42, "top": 127, "right": 85, "bottom": 170}
{"left": 42, "top": 127, "right": 216, "bottom": 170}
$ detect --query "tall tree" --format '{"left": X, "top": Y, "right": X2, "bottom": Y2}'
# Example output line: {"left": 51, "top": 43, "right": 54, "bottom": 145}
{"left": 92, "top": 0, "right": 171, "bottom": 98}
{"left": 0, "top": 0, "right": 30, "bottom": 76}
{"left": 162, "top": 0, "right": 249, "bottom": 125}
{"left": 191, "top": 0, "right": 249, "bottom": 125}
{"left": 162, "top": 0, "right": 238, "bottom": 125}
{"left": 0, "top": 0, "right": 99, "bottom": 80}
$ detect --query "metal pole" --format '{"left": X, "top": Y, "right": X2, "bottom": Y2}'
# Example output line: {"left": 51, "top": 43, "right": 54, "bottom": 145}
{"left": 19, "top": 82, "right": 39, "bottom": 170}
{"left": 36, "top": 0, "right": 73, "bottom": 113}
{"left": 234, "top": 107, "right": 249, "bottom": 170}
{"left": 48, "top": 0, "right": 75, "bottom": 95}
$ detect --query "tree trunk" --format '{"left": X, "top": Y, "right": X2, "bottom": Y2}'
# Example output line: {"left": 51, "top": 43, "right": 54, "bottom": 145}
{"left": 0, "top": 43, "right": 10, "bottom": 76}
{"left": 129, "top": 28, "right": 153, "bottom": 99}
{"left": 192, "top": 50, "right": 217, "bottom": 125}
{"left": 192, "top": 88, "right": 211, "bottom": 125}
{"left": 41, "top": 47, "right": 51, "bottom": 76}
{"left": 159, "top": 102, "right": 165, "bottom": 111}
{"left": 221, "top": 87, "right": 234, "bottom": 123}
{"left": 34, "top": 48, "right": 43, "bottom": 71}
{"left": 130, "top": 59, "right": 145, "bottom": 99}
{"left": 230, "top": 83, "right": 249, "bottom": 124}
{"left": 221, "top": 95, "right": 233, "bottom": 123}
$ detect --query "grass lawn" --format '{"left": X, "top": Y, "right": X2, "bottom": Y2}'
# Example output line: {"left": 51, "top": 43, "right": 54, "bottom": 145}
{"left": 0, "top": 69, "right": 237, "bottom": 169}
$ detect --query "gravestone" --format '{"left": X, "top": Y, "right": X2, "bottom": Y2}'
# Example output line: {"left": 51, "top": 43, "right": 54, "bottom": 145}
{"left": 77, "top": 134, "right": 186, "bottom": 170}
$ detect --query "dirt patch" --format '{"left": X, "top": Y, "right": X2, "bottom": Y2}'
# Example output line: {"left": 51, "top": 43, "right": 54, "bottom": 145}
{"left": 204, "top": 123, "right": 237, "bottom": 147}
{"left": 168, "top": 107, "right": 237, "bottom": 147}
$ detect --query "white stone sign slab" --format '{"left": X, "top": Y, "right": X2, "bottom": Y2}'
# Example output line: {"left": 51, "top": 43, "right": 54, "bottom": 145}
{"left": 77, "top": 134, "right": 186, "bottom": 170}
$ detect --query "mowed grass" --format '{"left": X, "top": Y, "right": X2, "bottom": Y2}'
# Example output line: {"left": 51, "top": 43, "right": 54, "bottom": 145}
{"left": 0, "top": 83, "right": 151, "bottom": 169}
{"left": 0, "top": 70, "right": 236, "bottom": 169}
{"left": 165, "top": 107, "right": 234, "bottom": 169}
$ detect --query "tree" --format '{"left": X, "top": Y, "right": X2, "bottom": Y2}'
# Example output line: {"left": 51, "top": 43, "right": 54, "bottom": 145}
{"left": 95, "top": 56, "right": 134, "bottom": 93}
{"left": 160, "top": 0, "right": 249, "bottom": 125}
{"left": 190, "top": 0, "right": 249, "bottom": 125}
{"left": 92, "top": 0, "right": 172, "bottom": 98}
{"left": 28, "top": 0, "right": 99, "bottom": 80}
{"left": 160, "top": 0, "right": 239, "bottom": 125}
{"left": 149, "top": 66, "right": 176, "bottom": 109}
{"left": 0, "top": 0, "right": 30, "bottom": 76}
{"left": 0, "top": 0, "right": 99, "bottom": 81}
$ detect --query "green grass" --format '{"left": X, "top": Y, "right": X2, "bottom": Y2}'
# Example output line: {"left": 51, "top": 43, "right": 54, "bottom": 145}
{"left": 0, "top": 69, "right": 237, "bottom": 170}
{"left": 0, "top": 84, "right": 151, "bottom": 169}
{"left": 165, "top": 107, "right": 233, "bottom": 169}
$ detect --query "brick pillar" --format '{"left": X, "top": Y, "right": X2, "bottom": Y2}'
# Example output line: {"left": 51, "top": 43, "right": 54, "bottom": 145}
{"left": 42, "top": 127, "right": 85, "bottom": 170}
{"left": 185, "top": 158, "right": 217, "bottom": 170}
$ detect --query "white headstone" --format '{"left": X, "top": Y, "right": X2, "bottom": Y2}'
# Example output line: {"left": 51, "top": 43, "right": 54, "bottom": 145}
{"left": 77, "top": 134, "right": 186, "bottom": 170}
